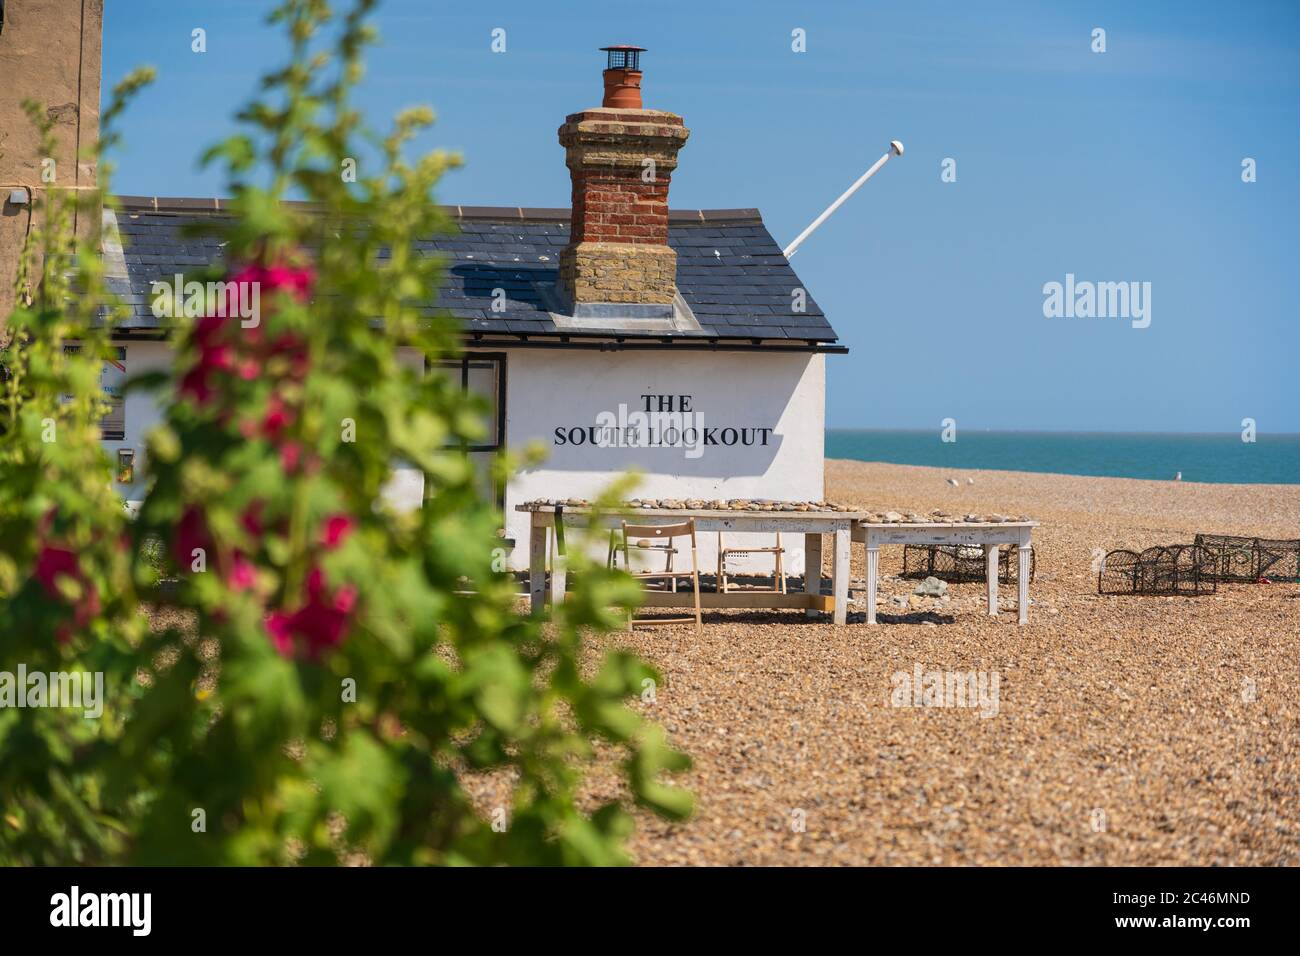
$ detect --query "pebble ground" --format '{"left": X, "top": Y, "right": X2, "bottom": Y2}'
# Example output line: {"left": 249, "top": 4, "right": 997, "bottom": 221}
{"left": 571, "top": 461, "right": 1300, "bottom": 865}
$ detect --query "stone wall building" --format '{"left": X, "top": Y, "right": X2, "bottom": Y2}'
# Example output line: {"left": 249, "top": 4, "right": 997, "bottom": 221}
{"left": 0, "top": 0, "right": 104, "bottom": 320}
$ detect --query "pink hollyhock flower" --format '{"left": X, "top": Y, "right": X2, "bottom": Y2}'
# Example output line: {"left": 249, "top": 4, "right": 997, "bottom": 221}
{"left": 230, "top": 262, "right": 315, "bottom": 304}
{"left": 227, "top": 263, "right": 273, "bottom": 299}
{"left": 292, "top": 568, "right": 356, "bottom": 657}
{"left": 191, "top": 313, "right": 226, "bottom": 349}
{"left": 321, "top": 514, "right": 355, "bottom": 548}
{"left": 180, "top": 258, "right": 314, "bottom": 410}
{"left": 262, "top": 394, "right": 294, "bottom": 438}
{"left": 264, "top": 264, "right": 315, "bottom": 301}
{"left": 269, "top": 332, "right": 306, "bottom": 354}
{"left": 228, "top": 553, "right": 257, "bottom": 592}
{"left": 33, "top": 544, "right": 100, "bottom": 642}
{"left": 265, "top": 611, "right": 296, "bottom": 658}
{"left": 263, "top": 566, "right": 358, "bottom": 660}
{"left": 241, "top": 502, "right": 265, "bottom": 537}
{"left": 173, "top": 506, "right": 213, "bottom": 569}
{"left": 208, "top": 345, "right": 235, "bottom": 371}
{"left": 179, "top": 342, "right": 236, "bottom": 406}
{"left": 179, "top": 364, "right": 216, "bottom": 406}
{"left": 333, "top": 583, "right": 358, "bottom": 615}
{"left": 34, "top": 546, "right": 78, "bottom": 599}
{"left": 179, "top": 315, "right": 243, "bottom": 407}
{"left": 279, "top": 442, "right": 302, "bottom": 473}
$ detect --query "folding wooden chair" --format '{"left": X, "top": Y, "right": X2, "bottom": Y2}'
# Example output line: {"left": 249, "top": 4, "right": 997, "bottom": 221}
{"left": 621, "top": 519, "right": 702, "bottom": 633}
{"left": 717, "top": 532, "right": 787, "bottom": 594}
{"left": 607, "top": 528, "right": 678, "bottom": 589}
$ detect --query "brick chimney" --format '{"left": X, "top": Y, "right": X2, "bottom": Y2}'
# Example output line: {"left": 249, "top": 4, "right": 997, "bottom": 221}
{"left": 558, "top": 46, "right": 689, "bottom": 307}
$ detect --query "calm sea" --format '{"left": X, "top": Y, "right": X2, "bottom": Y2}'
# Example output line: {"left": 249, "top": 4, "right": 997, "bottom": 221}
{"left": 825, "top": 430, "right": 1300, "bottom": 485}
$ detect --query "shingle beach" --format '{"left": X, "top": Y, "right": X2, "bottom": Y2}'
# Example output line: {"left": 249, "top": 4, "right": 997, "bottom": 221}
{"left": 576, "top": 461, "right": 1300, "bottom": 865}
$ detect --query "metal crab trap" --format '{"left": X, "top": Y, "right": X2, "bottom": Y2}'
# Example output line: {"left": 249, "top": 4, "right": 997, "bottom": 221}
{"left": 902, "top": 543, "right": 1035, "bottom": 584}
{"left": 1193, "top": 534, "right": 1300, "bottom": 583}
{"left": 1098, "top": 545, "right": 1217, "bottom": 596}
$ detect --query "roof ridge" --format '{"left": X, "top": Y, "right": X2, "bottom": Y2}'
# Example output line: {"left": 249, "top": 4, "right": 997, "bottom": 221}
{"left": 112, "top": 195, "right": 763, "bottom": 224}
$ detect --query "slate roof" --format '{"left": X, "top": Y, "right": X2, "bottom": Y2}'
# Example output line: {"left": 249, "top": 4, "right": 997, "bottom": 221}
{"left": 110, "top": 198, "right": 839, "bottom": 347}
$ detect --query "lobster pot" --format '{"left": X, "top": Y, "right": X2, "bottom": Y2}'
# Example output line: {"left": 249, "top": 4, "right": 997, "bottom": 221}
{"left": 902, "top": 544, "right": 1034, "bottom": 585}
{"left": 1193, "top": 534, "right": 1300, "bottom": 583}
{"left": 1098, "top": 545, "right": 1217, "bottom": 596}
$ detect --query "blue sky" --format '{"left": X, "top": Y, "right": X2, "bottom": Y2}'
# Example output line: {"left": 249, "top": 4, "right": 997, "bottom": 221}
{"left": 104, "top": 0, "right": 1300, "bottom": 433}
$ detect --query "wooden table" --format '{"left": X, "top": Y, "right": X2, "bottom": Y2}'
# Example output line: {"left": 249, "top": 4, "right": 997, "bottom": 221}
{"left": 518, "top": 505, "right": 867, "bottom": 625}
{"left": 853, "top": 520, "right": 1039, "bottom": 624}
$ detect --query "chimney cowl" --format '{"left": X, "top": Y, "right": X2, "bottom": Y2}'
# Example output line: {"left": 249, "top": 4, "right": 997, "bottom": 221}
{"left": 600, "top": 44, "right": 646, "bottom": 109}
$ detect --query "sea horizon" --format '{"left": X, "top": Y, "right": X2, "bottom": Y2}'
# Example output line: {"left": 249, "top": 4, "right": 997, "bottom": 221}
{"left": 826, "top": 428, "right": 1300, "bottom": 486}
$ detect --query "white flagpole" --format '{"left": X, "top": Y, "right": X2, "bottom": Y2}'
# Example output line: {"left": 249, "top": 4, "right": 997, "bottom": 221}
{"left": 782, "top": 140, "right": 904, "bottom": 259}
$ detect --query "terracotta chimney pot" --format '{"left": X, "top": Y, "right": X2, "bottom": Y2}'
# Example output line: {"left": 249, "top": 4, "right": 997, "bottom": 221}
{"left": 603, "top": 64, "right": 643, "bottom": 108}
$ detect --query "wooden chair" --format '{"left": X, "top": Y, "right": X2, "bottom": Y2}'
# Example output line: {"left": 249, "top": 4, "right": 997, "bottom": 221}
{"left": 607, "top": 529, "right": 678, "bottom": 590}
{"left": 621, "top": 519, "right": 702, "bottom": 633}
{"left": 717, "top": 532, "right": 787, "bottom": 594}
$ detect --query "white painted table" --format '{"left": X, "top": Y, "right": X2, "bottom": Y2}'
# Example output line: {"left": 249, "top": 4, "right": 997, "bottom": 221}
{"left": 518, "top": 505, "right": 866, "bottom": 625}
{"left": 853, "top": 520, "right": 1039, "bottom": 624}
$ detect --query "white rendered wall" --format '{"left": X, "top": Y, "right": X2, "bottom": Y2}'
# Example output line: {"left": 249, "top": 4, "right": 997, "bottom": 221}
{"left": 107, "top": 343, "right": 428, "bottom": 509}
{"left": 496, "top": 349, "right": 826, "bottom": 575}
{"left": 385, "top": 346, "right": 430, "bottom": 509}
{"left": 103, "top": 343, "right": 828, "bottom": 578}
{"left": 108, "top": 341, "right": 170, "bottom": 505}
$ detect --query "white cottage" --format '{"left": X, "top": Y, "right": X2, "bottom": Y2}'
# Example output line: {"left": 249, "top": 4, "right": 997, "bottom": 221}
{"left": 103, "top": 48, "right": 845, "bottom": 573}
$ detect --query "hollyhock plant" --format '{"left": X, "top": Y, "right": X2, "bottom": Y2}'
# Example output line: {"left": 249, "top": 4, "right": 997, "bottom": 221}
{"left": 162, "top": 246, "right": 365, "bottom": 664}
{"left": 0, "top": 67, "right": 155, "bottom": 868}
{"left": 167, "top": 251, "right": 324, "bottom": 640}
{"left": 177, "top": 264, "right": 313, "bottom": 415}
{"left": 6, "top": 0, "right": 689, "bottom": 869}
